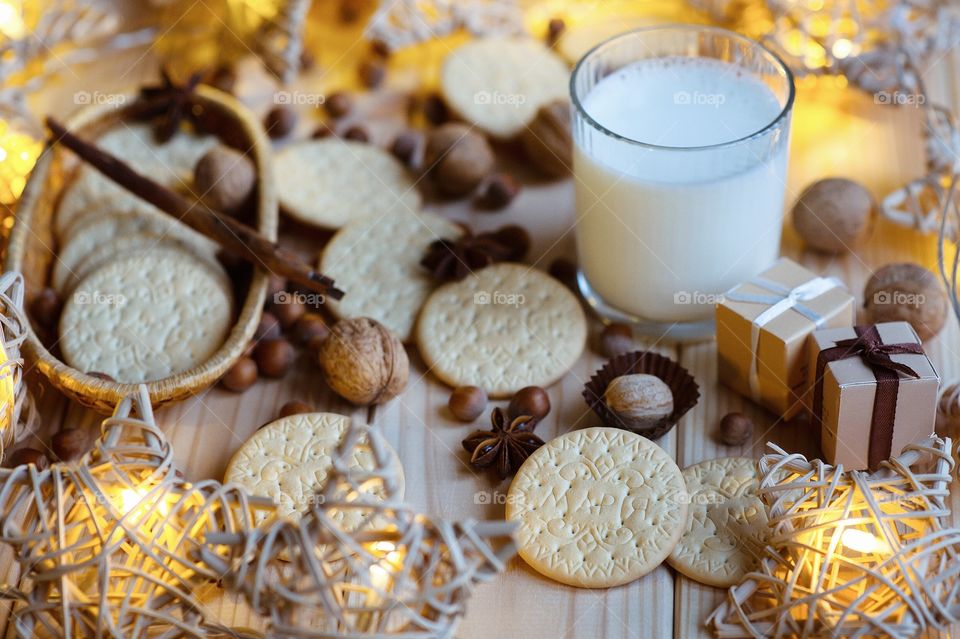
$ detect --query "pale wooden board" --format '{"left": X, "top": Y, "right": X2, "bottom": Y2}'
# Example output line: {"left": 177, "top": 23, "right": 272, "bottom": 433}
{"left": 6, "top": 11, "right": 960, "bottom": 639}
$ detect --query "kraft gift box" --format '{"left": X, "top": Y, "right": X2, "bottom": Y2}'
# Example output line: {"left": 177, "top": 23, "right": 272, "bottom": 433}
{"left": 716, "top": 258, "right": 855, "bottom": 419}
{"left": 806, "top": 321, "right": 940, "bottom": 471}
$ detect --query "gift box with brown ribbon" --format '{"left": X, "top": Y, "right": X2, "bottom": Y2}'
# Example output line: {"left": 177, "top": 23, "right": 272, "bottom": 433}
{"left": 716, "top": 258, "right": 855, "bottom": 419}
{"left": 806, "top": 321, "right": 940, "bottom": 470}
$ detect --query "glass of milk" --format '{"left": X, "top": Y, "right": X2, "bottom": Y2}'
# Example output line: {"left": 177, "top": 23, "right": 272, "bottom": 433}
{"left": 571, "top": 25, "right": 795, "bottom": 340}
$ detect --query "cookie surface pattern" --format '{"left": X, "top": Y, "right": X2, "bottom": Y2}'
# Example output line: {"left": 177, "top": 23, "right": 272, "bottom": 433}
{"left": 441, "top": 38, "right": 569, "bottom": 139}
{"left": 320, "top": 209, "right": 462, "bottom": 341}
{"left": 56, "top": 123, "right": 216, "bottom": 237}
{"left": 59, "top": 247, "right": 232, "bottom": 383}
{"left": 416, "top": 263, "right": 586, "bottom": 397}
{"left": 54, "top": 211, "right": 219, "bottom": 294}
{"left": 274, "top": 139, "right": 421, "bottom": 229}
{"left": 667, "top": 457, "right": 767, "bottom": 588}
{"left": 224, "top": 412, "right": 404, "bottom": 525}
{"left": 507, "top": 427, "right": 688, "bottom": 588}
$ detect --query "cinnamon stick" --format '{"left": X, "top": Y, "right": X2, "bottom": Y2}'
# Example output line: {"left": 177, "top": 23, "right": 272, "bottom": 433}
{"left": 45, "top": 117, "right": 344, "bottom": 300}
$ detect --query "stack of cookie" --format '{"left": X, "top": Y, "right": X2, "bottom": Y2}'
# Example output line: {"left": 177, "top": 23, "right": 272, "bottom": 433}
{"left": 53, "top": 123, "right": 236, "bottom": 383}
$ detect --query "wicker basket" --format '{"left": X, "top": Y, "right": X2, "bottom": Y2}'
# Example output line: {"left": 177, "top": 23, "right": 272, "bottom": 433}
{"left": 5, "top": 85, "right": 278, "bottom": 414}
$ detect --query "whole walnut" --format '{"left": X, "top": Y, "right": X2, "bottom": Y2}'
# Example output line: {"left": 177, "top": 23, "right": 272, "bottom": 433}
{"left": 521, "top": 100, "right": 572, "bottom": 179}
{"left": 317, "top": 318, "right": 408, "bottom": 405}
{"left": 424, "top": 123, "right": 495, "bottom": 196}
{"left": 791, "top": 178, "right": 874, "bottom": 253}
{"left": 863, "top": 262, "right": 948, "bottom": 340}
{"left": 194, "top": 145, "right": 256, "bottom": 212}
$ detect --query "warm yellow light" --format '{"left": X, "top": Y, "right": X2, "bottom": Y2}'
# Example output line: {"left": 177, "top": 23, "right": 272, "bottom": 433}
{"left": 0, "top": 1, "right": 25, "bottom": 39}
{"left": 840, "top": 528, "right": 886, "bottom": 554}
{"left": 369, "top": 541, "right": 404, "bottom": 591}
{"left": 0, "top": 342, "right": 14, "bottom": 437}
{"left": 831, "top": 38, "right": 854, "bottom": 60}
{"left": 0, "top": 126, "right": 42, "bottom": 202}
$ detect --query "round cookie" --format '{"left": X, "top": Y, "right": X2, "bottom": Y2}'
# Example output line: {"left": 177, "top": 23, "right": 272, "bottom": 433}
{"left": 667, "top": 457, "right": 768, "bottom": 588}
{"left": 59, "top": 247, "right": 233, "bottom": 383}
{"left": 441, "top": 38, "right": 569, "bottom": 139}
{"left": 320, "top": 209, "right": 463, "bottom": 342}
{"left": 54, "top": 212, "right": 219, "bottom": 294}
{"left": 416, "top": 263, "right": 586, "bottom": 397}
{"left": 56, "top": 123, "right": 217, "bottom": 238}
{"left": 507, "top": 427, "right": 688, "bottom": 588}
{"left": 224, "top": 412, "right": 404, "bottom": 526}
{"left": 274, "top": 139, "right": 421, "bottom": 229}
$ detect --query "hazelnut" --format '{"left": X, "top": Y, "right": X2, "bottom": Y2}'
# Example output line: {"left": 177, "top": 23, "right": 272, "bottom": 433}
{"left": 449, "top": 386, "right": 488, "bottom": 422}
{"left": 267, "top": 274, "right": 288, "bottom": 300}
{"left": 254, "top": 339, "right": 296, "bottom": 378}
{"left": 264, "top": 105, "right": 297, "bottom": 139}
{"left": 488, "top": 225, "right": 531, "bottom": 261}
{"left": 279, "top": 400, "right": 313, "bottom": 418}
{"left": 546, "top": 17, "right": 566, "bottom": 47}
{"left": 221, "top": 357, "right": 258, "bottom": 392}
{"left": 30, "top": 287, "right": 62, "bottom": 328}
{"left": 424, "top": 123, "right": 495, "bottom": 196}
{"left": 474, "top": 173, "right": 520, "bottom": 210}
{"left": 719, "top": 412, "right": 753, "bottom": 446}
{"left": 390, "top": 130, "right": 422, "bottom": 167}
{"left": 370, "top": 39, "right": 391, "bottom": 58}
{"left": 271, "top": 297, "right": 306, "bottom": 329}
{"left": 7, "top": 447, "right": 49, "bottom": 469}
{"left": 194, "top": 145, "right": 256, "bottom": 212}
{"left": 292, "top": 313, "right": 329, "bottom": 345}
{"left": 325, "top": 91, "right": 354, "bottom": 119}
{"left": 508, "top": 386, "right": 551, "bottom": 420}
{"left": 603, "top": 374, "right": 673, "bottom": 431}
{"left": 317, "top": 317, "right": 408, "bottom": 405}
{"left": 343, "top": 125, "right": 369, "bottom": 143}
{"left": 422, "top": 93, "right": 449, "bottom": 125}
{"left": 255, "top": 311, "right": 282, "bottom": 342}
{"left": 792, "top": 178, "right": 874, "bottom": 253}
{"left": 863, "top": 262, "right": 948, "bottom": 340}
{"left": 600, "top": 323, "right": 633, "bottom": 358}
{"left": 548, "top": 257, "right": 578, "bottom": 290}
{"left": 52, "top": 428, "right": 88, "bottom": 462}
{"left": 306, "top": 334, "right": 328, "bottom": 357}
{"left": 521, "top": 100, "right": 572, "bottom": 179}
{"left": 359, "top": 58, "right": 386, "bottom": 88}
{"left": 312, "top": 122, "right": 334, "bottom": 139}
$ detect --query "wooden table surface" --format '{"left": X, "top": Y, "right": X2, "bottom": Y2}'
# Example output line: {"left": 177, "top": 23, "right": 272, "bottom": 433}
{"left": 7, "top": 6, "right": 960, "bottom": 638}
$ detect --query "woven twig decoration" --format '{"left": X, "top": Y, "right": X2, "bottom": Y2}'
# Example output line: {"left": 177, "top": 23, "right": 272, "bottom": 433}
{"left": 0, "top": 272, "right": 34, "bottom": 459}
{"left": 366, "top": 0, "right": 524, "bottom": 52}
{"left": 204, "top": 423, "right": 517, "bottom": 638}
{"left": 253, "top": 0, "right": 312, "bottom": 83}
{"left": 708, "top": 437, "right": 960, "bottom": 638}
{"left": 0, "top": 385, "right": 274, "bottom": 638}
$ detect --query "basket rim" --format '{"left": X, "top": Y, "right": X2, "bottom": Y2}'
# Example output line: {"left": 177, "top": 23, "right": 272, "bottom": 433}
{"left": 5, "top": 85, "right": 277, "bottom": 412}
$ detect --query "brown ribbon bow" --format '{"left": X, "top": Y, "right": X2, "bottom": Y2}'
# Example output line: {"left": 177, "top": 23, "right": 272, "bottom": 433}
{"left": 813, "top": 325, "right": 922, "bottom": 470}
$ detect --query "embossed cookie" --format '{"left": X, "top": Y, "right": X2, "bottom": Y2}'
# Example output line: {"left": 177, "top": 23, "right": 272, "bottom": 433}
{"left": 53, "top": 211, "right": 219, "bottom": 294}
{"left": 441, "top": 38, "right": 569, "bottom": 139}
{"left": 507, "top": 427, "right": 688, "bottom": 588}
{"left": 320, "top": 209, "right": 462, "bottom": 342}
{"left": 224, "top": 412, "right": 404, "bottom": 525}
{"left": 416, "top": 263, "right": 586, "bottom": 397}
{"left": 667, "top": 457, "right": 767, "bottom": 588}
{"left": 274, "top": 139, "right": 421, "bottom": 229}
{"left": 59, "top": 247, "right": 233, "bottom": 383}
{"left": 56, "top": 123, "right": 216, "bottom": 237}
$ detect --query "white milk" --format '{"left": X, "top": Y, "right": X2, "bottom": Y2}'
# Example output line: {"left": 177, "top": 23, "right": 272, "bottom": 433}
{"left": 575, "top": 56, "right": 789, "bottom": 322}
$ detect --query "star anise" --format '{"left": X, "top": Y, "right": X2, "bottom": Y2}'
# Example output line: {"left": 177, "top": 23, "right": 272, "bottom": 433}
{"left": 137, "top": 68, "right": 203, "bottom": 143}
{"left": 462, "top": 407, "right": 544, "bottom": 479}
{"left": 421, "top": 225, "right": 530, "bottom": 282}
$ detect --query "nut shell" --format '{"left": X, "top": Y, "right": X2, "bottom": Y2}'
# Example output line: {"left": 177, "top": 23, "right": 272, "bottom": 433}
{"left": 424, "top": 123, "right": 495, "bottom": 196}
{"left": 508, "top": 386, "right": 551, "bottom": 421}
{"left": 194, "top": 145, "right": 256, "bottom": 212}
{"left": 449, "top": 386, "right": 487, "bottom": 422}
{"left": 520, "top": 100, "right": 572, "bottom": 179}
{"left": 863, "top": 262, "right": 948, "bottom": 340}
{"left": 603, "top": 374, "right": 673, "bottom": 432}
{"left": 792, "top": 178, "right": 874, "bottom": 253}
{"left": 719, "top": 412, "right": 753, "bottom": 446}
{"left": 317, "top": 317, "right": 409, "bottom": 405}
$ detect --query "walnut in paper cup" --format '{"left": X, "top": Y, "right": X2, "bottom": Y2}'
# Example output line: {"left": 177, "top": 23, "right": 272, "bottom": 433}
{"left": 583, "top": 351, "right": 699, "bottom": 440}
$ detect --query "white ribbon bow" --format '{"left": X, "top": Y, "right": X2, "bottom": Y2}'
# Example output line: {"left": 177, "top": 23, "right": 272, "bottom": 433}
{"left": 725, "top": 275, "right": 843, "bottom": 400}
